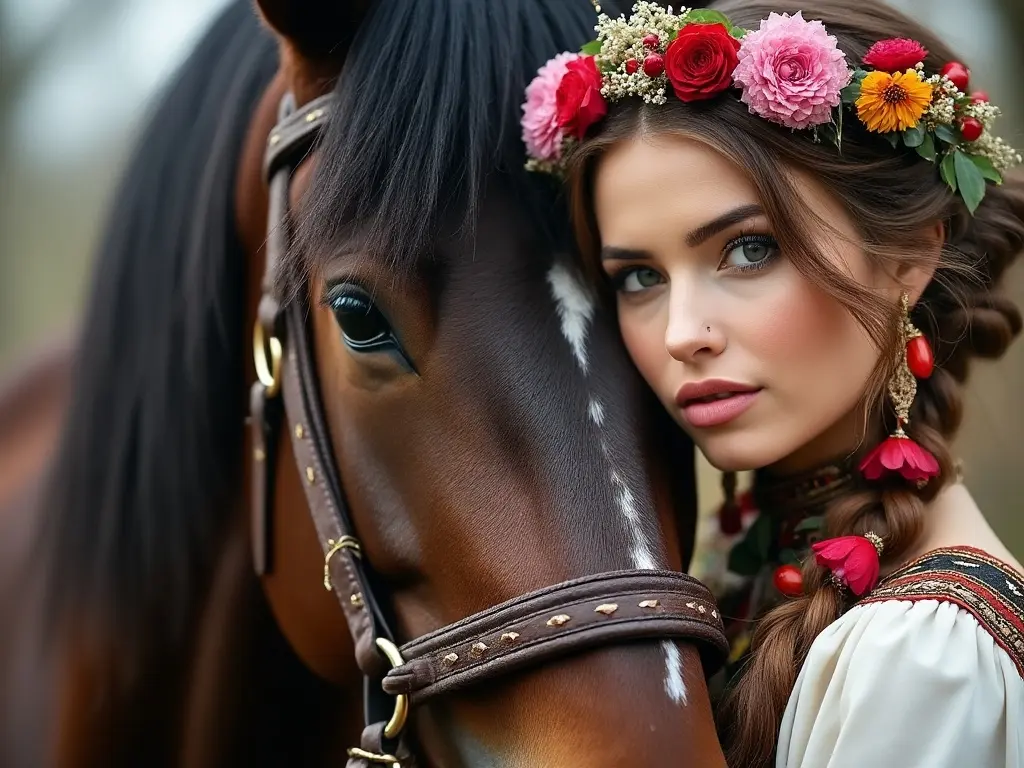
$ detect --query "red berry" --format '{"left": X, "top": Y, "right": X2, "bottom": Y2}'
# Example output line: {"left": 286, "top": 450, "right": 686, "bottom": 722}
{"left": 643, "top": 53, "right": 665, "bottom": 78}
{"left": 906, "top": 334, "right": 935, "bottom": 379}
{"left": 959, "top": 116, "right": 984, "bottom": 142}
{"left": 718, "top": 502, "right": 742, "bottom": 536}
{"left": 970, "top": 90, "right": 989, "bottom": 104}
{"left": 940, "top": 61, "right": 970, "bottom": 92}
{"left": 642, "top": 33, "right": 660, "bottom": 49}
{"left": 625, "top": 58, "right": 639, "bottom": 75}
{"left": 773, "top": 565, "right": 804, "bottom": 598}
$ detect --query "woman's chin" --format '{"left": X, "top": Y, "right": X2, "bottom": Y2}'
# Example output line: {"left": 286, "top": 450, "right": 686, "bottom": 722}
{"left": 695, "top": 432, "right": 787, "bottom": 474}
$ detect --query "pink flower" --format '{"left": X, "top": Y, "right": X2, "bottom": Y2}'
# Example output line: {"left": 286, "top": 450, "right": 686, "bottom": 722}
{"left": 733, "top": 12, "right": 852, "bottom": 130}
{"left": 521, "top": 52, "right": 580, "bottom": 164}
{"left": 862, "top": 38, "right": 929, "bottom": 72}
{"left": 859, "top": 434, "right": 940, "bottom": 484}
{"left": 812, "top": 535, "right": 883, "bottom": 596}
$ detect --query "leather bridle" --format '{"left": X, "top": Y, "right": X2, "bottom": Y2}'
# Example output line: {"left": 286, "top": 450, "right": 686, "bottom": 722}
{"left": 249, "top": 93, "right": 729, "bottom": 768}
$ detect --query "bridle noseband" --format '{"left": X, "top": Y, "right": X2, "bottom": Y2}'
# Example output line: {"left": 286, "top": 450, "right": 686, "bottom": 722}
{"left": 250, "top": 94, "right": 729, "bottom": 768}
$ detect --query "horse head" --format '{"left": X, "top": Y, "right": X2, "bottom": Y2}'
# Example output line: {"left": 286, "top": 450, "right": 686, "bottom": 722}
{"left": 26, "top": 1, "right": 726, "bottom": 766}
{"left": 243, "top": 0, "right": 728, "bottom": 765}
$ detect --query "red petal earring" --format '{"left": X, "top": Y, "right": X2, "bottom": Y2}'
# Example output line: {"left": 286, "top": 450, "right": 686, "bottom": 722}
{"left": 859, "top": 292, "right": 940, "bottom": 486}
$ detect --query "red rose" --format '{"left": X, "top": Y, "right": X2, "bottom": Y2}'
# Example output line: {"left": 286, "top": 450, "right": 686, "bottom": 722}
{"left": 862, "top": 38, "right": 929, "bottom": 73}
{"left": 555, "top": 55, "right": 607, "bottom": 139}
{"left": 664, "top": 23, "right": 741, "bottom": 102}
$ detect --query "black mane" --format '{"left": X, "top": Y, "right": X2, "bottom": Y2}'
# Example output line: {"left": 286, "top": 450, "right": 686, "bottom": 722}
{"left": 37, "top": 0, "right": 624, "bottom": 671}
{"left": 38, "top": 1, "right": 277, "bottom": 659}
{"left": 289, "top": 0, "right": 621, "bottom": 283}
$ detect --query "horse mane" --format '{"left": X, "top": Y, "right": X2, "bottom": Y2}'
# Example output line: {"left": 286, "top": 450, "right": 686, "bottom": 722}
{"left": 286, "top": 0, "right": 626, "bottom": 287}
{"left": 37, "top": 0, "right": 277, "bottom": 669}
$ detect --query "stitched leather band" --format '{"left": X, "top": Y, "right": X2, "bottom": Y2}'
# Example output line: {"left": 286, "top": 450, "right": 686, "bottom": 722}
{"left": 383, "top": 569, "right": 728, "bottom": 702}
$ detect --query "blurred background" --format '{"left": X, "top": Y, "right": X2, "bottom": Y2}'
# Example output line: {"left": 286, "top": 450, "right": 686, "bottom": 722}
{"left": 0, "top": 0, "right": 1021, "bottom": 552}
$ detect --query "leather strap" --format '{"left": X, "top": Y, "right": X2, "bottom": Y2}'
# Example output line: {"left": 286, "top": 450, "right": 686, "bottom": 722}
{"left": 383, "top": 570, "right": 727, "bottom": 702}
{"left": 280, "top": 300, "right": 395, "bottom": 677}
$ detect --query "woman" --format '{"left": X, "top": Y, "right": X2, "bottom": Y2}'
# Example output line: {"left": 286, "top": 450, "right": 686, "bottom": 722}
{"left": 523, "top": 1, "right": 1023, "bottom": 766}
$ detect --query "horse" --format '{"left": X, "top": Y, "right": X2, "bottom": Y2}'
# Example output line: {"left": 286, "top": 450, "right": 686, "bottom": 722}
{"left": 1, "top": 1, "right": 729, "bottom": 765}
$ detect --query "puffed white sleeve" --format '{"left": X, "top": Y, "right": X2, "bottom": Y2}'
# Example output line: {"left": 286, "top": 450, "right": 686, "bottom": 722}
{"left": 776, "top": 599, "right": 1024, "bottom": 768}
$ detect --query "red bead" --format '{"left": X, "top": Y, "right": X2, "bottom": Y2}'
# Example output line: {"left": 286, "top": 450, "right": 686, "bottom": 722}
{"left": 960, "top": 116, "right": 984, "bottom": 142}
{"left": 625, "top": 58, "right": 639, "bottom": 75}
{"left": 719, "top": 502, "right": 742, "bottom": 536}
{"left": 940, "top": 61, "right": 970, "bottom": 92}
{"left": 906, "top": 334, "right": 934, "bottom": 379}
{"left": 643, "top": 53, "right": 665, "bottom": 77}
{"left": 773, "top": 565, "right": 803, "bottom": 598}
{"left": 642, "top": 33, "right": 660, "bottom": 49}
{"left": 970, "top": 90, "right": 989, "bottom": 104}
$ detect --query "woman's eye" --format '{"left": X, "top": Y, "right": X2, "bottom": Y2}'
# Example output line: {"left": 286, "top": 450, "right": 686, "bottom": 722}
{"left": 614, "top": 267, "right": 665, "bottom": 293}
{"left": 720, "top": 235, "right": 780, "bottom": 271}
{"left": 329, "top": 292, "right": 392, "bottom": 348}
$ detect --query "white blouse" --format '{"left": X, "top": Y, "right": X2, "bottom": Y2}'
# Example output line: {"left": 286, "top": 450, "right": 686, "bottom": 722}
{"left": 777, "top": 598, "right": 1024, "bottom": 767}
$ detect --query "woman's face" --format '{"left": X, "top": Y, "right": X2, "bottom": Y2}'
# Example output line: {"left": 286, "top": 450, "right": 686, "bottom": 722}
{"left": 592, "top": 134, "right": 890, "bottom": 473}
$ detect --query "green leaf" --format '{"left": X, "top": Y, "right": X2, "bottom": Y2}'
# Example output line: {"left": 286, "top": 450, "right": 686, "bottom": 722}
{"left": 969, "top": 154, "right": 1003, "bottom": 184}
{"left": 727, "top": 514, "right": 774, "bottom": 577}
{"left": 840, "top": 70, "right": 867, "bottom": 104}
{"left": 580, "top": 39, "right": 602, "bottom": 56}
{"left": 939, "top": 152, "right": 958, "bottom": 192}
{"left": 902, "top": 126, "right": 925, "bottom": 148}
{"left": 915, "top": 132, "right": 937, "bottom": 162}
{"left": 778, "top": 549, "right": 801, "bottom": 567}
{"left": 934, "top": 123, "right": 958, "bottom": 145}
{"left": 685, "top": 9, "right": 732, "bottom": 26}
{"left": 729, "top": 25, "right": 748, "bottom": 39}
{"left": 752, "top": 513, "right": 774, "bottom": 558}
{"left": 794, "top": 516, "right": 825, "bottom": 534}
{"left": 954, "top": 150, "right": 987, "bottom": 214}
{"left": 884, "top": 132, "right": 900, "bottom": 148}
{"left": 727, "top": 542, "right": 762, "bottom": 577}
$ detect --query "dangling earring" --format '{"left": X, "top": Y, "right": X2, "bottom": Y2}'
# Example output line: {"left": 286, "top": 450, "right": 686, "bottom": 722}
{"left": 859, "top": 292, "right": 940, "bottom": 485}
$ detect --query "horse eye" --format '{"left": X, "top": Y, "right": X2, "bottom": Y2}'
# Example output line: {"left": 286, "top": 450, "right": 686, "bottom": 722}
{"left": 329, "top": 291, "right": 392, "bottom": 349}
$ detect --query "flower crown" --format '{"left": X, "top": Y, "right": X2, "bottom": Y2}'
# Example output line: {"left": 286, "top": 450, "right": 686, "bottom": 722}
{"left": 520, "top": 2, "right": 1021, "bottom": 213}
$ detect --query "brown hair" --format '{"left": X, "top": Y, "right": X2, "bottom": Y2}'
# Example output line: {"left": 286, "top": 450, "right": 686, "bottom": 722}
{"left": 566, "top": 1, "right": 1024, "bottom": 765}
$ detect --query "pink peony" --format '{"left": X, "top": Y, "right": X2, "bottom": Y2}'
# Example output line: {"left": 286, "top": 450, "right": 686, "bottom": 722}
{"left": 521, "top": 52, "right": 580, "bottom": 163}
{"left": 733, "top": 12, "right": 852, "bottom": 130}
{"left": 862, "top": 37, "right": 929, "bottom": 72}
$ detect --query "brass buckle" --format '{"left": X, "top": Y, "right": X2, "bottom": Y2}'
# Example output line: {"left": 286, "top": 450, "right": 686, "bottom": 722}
{"left": 375, "top": 638, "right": 410, "bottom": 739}
{"left": 346, "top": 747, "right": 401, "bottom": 766}
{"left": 252, "top": 318, "right": 282, "bottom": 398}
{"left": 323, "top": 535, "right": 363, "bottom": 591}
{"left": 346, "top": 639, "right": 408, "bottom": 766}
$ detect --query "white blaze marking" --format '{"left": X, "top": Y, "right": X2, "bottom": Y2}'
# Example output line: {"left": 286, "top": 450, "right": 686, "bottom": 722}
{"left": 662, "top": 641, "right": 688, "bottom": 705}
{"left": 547, "top": 263, "right": 685, "bottom": 705}
{"left": 547, "top": 263, "right": 595, "bottom": 373}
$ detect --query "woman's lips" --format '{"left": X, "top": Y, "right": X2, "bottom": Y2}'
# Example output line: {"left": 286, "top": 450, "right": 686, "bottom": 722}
{"left": 676, "top": 381, "right": 762, "bottom": 428}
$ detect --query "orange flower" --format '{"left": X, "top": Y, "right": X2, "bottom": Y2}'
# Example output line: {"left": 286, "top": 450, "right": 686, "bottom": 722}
{"left": 856, "top": 69, "right": 934, "bottom": 133}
